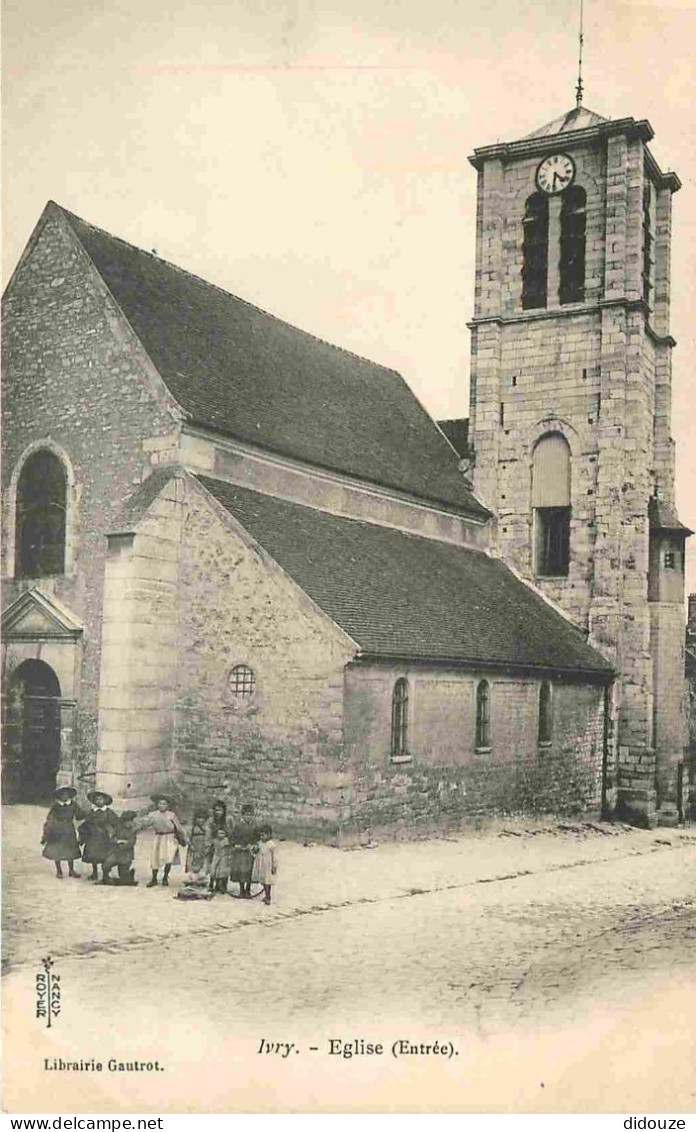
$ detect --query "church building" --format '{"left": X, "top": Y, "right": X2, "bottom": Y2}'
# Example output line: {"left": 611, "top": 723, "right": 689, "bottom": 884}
{"left": 1, "top": 101, "right": 690, "bottom": 838}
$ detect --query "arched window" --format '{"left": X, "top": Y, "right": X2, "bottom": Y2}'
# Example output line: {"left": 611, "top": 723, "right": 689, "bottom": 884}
{"left": 538, "top": 682, "right": 552, "bottom": 745}
{"left": 532, "top": 433, "right": 571, "bottom": 577}
{"left": 391, "top": 678, "right": 409, "bottom": 759}
{"left": 522, "top": 192, "right": 549, "bottom": 310}
{"left": 559, "top": 186, "right": 586, "bottom": 305}
{"left": 15, "top": 450, "right": 67, "bottom": 578}
{"left": 475, "top": 680, "right": 491, "bottom": 750}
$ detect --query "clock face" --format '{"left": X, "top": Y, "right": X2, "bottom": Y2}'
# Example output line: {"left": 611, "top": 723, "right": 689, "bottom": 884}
{"left": 536, "top": 153, "right": 576, "bottom": 195}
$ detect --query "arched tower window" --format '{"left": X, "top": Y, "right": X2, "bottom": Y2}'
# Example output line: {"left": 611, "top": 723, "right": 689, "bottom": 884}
{"left": 559, "top": 186, "right": 586, "bottom": 305}
{"left": 475, "top": 680, "right": 491, "bottom": 750}
{"left": 538, "top": 682, "right": 553, "bottom": 745}
{"left": 391, "top": 678, "right": 409, "bottom": 759}
{"left": 15, "top": 450, "right": 67, "bottom": 578}
{"left": 522, "top": 192, "right": 549, "bottom": 310}
{"left": 532, "top": 434, "right": 571, "bottom": 577}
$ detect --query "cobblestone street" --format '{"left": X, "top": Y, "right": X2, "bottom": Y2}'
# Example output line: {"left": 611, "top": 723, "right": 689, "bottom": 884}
{"left": 3, "top": 806, "right": 696, "bottom": 1114}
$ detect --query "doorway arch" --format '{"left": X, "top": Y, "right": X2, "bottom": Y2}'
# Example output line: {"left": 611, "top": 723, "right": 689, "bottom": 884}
{"left": 3, "top": 659, "right": 62, "bottom": 802}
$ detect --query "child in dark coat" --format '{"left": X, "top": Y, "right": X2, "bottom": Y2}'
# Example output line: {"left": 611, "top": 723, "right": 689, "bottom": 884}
{"left": 41, "top": 786, "right": 83, "bottom": 879}
{"left": 78, "top": 790, "right": 118, "bottom": 882}
{"left": 101, "top": 811, "right": 138, "bottom": 885}
{"left": 228, "top": 803, "right": 258, "bottom": 898}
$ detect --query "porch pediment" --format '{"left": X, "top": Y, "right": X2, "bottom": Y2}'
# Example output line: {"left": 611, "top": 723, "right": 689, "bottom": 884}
{"left": 2, "top": 588, "right": 83, "bottom": 640}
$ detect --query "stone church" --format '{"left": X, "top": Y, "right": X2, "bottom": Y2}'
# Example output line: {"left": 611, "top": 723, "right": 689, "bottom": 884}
{"left": 2, "top": 102, "right": 691, "bottom": 839}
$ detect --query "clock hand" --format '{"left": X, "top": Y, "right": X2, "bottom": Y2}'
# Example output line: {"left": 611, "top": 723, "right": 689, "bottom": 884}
{"left": 552, "top": 171, "right": 560, "bottom": 190}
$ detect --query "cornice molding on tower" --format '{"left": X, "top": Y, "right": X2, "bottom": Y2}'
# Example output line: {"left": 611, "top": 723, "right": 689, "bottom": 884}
{"left": 644, "top": 151, "right": 681, "bottom": 193}
{"left": 468, "top": 117, "right": 680, "bottom": 192}
{"left": 467, "top": 297, "right": 676, "bottom": 346}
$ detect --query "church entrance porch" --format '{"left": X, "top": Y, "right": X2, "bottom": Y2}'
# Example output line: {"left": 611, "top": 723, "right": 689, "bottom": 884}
{"left": 2, "top": 658, "right": 61, "bottom": 803}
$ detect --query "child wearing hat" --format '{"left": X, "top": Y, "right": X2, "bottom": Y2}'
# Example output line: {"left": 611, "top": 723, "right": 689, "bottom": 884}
{"left": 40, "top": 786, "right": 83, "bottom": 879}
{"left": 251, "top": 824, "right": 277, "bottom": 905}
{"left": 101, "top": 811, "right": 139, "bottom": 886}
{"left": 78, "top": 791, "right": 119, "bottom": 882}
{"left": 136, "top": 794, "right": 186, "bottom": 888}
{"left": 228, "top": 803, "right": 258, "bottom": 898}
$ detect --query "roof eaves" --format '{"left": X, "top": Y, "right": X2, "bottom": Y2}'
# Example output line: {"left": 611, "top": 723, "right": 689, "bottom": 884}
{"left": 468, "top": 117, "right": 654, "bottom": 169}
{"left": 353, "top": 651, "right": 614, "bottom": 680}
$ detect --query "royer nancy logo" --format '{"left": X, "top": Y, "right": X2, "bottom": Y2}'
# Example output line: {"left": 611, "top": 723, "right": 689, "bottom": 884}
{"left": 36, "top": 956, "right": 61, "bottom": 1028}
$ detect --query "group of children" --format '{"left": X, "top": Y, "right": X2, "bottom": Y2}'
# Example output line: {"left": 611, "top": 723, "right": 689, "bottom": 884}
{"left": 185, "top": 800, "right": 276, "bottom": 903}
{"left": 41, "top": 786, "right": 278, "bottom": 904}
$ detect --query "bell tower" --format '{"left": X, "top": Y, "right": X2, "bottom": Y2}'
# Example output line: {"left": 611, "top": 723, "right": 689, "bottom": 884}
{"left": 467, "top": 105, "right": 691, "bottom": 825}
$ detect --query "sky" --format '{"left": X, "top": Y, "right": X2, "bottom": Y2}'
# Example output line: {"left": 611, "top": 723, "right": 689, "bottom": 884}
{"left": 3, "top": 0, "right": 695, "bottom": 588}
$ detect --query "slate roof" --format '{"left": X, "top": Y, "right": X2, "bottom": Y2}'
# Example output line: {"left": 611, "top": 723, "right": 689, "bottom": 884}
{"left": 523, "top": 105, "right": 609, "bottom": 139}
{"left": 648, "top": 497, "right": 693, "bottom": 535}
{"left": 437, "top": 418, "right": 470, "bottom": 459}
{"left": 198, "top": 475, "right": 613, "bottom": 676}
{"left": 109, "top": 464, "right": 184, "bottom": 534}
{"left": 57, "top": 205, "right": 489, "bottom": 520}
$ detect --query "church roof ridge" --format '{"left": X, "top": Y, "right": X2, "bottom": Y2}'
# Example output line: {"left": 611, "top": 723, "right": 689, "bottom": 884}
{"left": 54, "top": 202, "right": 404, "bottom": 379}
{"left": 45, "top": 203, "right": 490, "bottom": 519}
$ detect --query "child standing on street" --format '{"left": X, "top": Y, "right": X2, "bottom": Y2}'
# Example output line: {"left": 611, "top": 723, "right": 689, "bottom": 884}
{"left": 137, "top": 794, "right": 187, "bottom": 888}
{"left": 209, "top": 827, "right": 231, "bottom": 895}
{"left": 203, "top": 800, "right": 227, "bottom": 871}
{"left": 184, "top": 808, "right": 209, "bottom": 881}
{"left": 251, "top": 824, "right": 277, "bottom": 905}
{"left": 228, "top": 802, "right": 258, "bottom": 898}
{"left": 41, "top": 785, "right": 83, "bottom": 879}
{"left": 78, "top": 790, "right": 118, "bottom": 882}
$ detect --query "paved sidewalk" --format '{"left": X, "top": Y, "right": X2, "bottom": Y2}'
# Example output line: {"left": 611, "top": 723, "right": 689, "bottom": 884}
{"left": 3, "top": 804, "right": 695, "bottom": 970}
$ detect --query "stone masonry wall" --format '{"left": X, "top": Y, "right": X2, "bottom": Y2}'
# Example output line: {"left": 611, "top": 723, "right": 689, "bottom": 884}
{"left": 468, "top": 127, "right": 682, "bottom": 823}
{"left": 97, "top": 477, "right": 184, "bottom": 807}
{"left": 650, "top": 602, "right": 688, "bottom": 812}
{"left": 343, "top": 664, "right": 605, "bottom": 837}
{"left": 1, "top": 208, "right": 181, "bottom": 783}
{"left": 173, "top": 479, "right": 355, "bottom": 839}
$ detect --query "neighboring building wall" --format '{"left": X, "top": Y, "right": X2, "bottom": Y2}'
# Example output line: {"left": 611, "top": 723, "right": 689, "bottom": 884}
{"left": 343, "top": 664, "right": 606, "bottom": 837}
{"left": 686, "top": 594, "right": 696, "bottom": 819}
{"left": 649, "top": 603, "right": 687, "bottom": 812}
{"left": 172, "top": 479, "right": 355, "bottom": 839}
{"left": 1, "top": 208, "right": 182, "bottom": 783}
